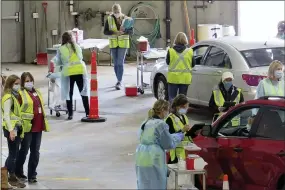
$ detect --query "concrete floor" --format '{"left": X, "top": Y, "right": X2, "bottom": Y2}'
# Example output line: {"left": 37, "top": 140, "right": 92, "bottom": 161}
{"left": 1, "top": 63, "right": 212, "bottom": 189}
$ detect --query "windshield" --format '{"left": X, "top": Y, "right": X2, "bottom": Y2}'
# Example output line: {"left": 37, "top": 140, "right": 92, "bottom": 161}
{"left": 241, "top": 47, "right": 285, "bottom": 67}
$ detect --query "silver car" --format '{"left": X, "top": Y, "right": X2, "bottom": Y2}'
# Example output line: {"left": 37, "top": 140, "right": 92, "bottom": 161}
{"left": 150, "top": 36, "right": 285, "bottom": 107}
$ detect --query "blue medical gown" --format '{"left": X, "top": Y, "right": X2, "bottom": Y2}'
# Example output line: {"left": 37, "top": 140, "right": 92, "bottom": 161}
{"left": 135, "top": 118, "right": 184, "bottom": 189}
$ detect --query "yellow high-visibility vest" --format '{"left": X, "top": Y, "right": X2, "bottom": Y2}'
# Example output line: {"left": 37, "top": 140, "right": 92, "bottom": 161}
{"left": 59, "top": 45, "right": 85, "bottom": 77}
{"left": 213, "top": 86, "right": 241, "bottom": 126}
{"left": 1, "top": 93, "right": 24, "bottom": 138}
{"left": 167, "top": 113, "right": 192, "bottom": 161}
{"left": 167, "top": 48, "right": 193, "bottom": 84}
{"left": 19, "top": 89, "right": 50, "bottom": 133}
{"left": 262, "top": 78, "right": 285, "bottom": 96}
{"left": 107, "top": 16, "right": 130, "bottom": 49}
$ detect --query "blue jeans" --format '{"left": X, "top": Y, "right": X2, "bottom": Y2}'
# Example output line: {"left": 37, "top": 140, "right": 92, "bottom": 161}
{"left": 168, "top": 83, "right": 189, "bottom": 102}
{"left": 110, "top": 47, "right": 127, "bottom": 82}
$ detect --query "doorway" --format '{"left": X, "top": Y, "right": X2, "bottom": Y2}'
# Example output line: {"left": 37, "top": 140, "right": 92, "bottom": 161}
{"left": 238, "top": 1, "right": 285, "bottom": 39}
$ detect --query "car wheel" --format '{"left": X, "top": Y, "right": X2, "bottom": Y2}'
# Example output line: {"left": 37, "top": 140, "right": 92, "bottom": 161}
{"left": 155, "top": 75, "right": 168, "bottom": 100}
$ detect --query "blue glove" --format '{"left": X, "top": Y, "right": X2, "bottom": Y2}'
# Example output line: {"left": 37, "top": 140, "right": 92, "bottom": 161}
{"left": 176, "top": 132, "right": 185, "bottom": 141}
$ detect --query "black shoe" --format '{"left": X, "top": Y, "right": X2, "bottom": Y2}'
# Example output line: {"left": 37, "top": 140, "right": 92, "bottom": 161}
{"left": 28, "top": 177, "right": 38, "bottom": 183}
{"left": 115, "top": 82, "right": 121, "bottom": 90}
{"left": 67, "top": 115, "right": 73, "bottom": 120}
{"left": 16, "top": 173, "right": 27, "bottom": 180}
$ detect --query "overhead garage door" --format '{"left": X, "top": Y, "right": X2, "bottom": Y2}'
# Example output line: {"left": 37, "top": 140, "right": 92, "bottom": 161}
{"left": 1, "top": 1, "right": 24, "bottom": 63}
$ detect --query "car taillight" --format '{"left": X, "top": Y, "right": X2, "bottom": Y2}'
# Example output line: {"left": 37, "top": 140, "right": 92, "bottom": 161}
{"left": 242, "top": 74, "right": 267, "bottom": 86}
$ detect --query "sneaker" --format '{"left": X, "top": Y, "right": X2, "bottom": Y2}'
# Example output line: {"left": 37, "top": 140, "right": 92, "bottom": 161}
{"left": 28, "top": 177, "right": 38, "bottom": 183}
{"left": 115, "top": 82, "right": 121, "bottom": 90}
{"left": 8, "top": 174, "right": 26, "bottom": 188}
{"left": 16, "top": 173, "right": 27, "bottom": 181}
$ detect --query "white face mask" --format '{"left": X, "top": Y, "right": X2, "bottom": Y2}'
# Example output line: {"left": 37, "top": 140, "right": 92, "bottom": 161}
{"left": 24, "top": 82, "right": 34, "bottom": 91}
{"left": 12, "top": 84, "right": 20, "bottom": 92}
{"left": 114, "top": 13, "right": 121, "bottom": 18}
{"left": 274, "top": 70, "right": 284, "bottom": 79}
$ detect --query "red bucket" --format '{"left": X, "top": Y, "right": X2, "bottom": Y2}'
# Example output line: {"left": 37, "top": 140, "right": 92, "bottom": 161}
{"left": 186, "top": 154, "right": 199, "bottom": 170}
{"left": 36, "top": 53, "right": 48, "bottom": 65}
{"left": 138, "top": 41, "right": 148, "bottom": 52}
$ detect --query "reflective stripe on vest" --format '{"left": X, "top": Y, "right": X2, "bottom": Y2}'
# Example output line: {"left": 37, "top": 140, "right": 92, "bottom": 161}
{"left": 107, "top": 16, "right": 130, "bottom": 48}
{"left": 168, "top": 48, "right": 192, "bottom": 73}
{"left": 60, "top": 45, "right": 84, "bottom": 76}
{"left": 167, "top": 48, "right": 193, "bottom": 85}
{"left": 20, "top": 89, "right": 50, "bottom": 132}
{"left": 213, "top": 86, "right": 241, "bottom": 126}
{"left": 168, "top": 113, "right": 192, "bottom": 161}
{"left": 262, "top": 78, "right": 285, "bottom": 96}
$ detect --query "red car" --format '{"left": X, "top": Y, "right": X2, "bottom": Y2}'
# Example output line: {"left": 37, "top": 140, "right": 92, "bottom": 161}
{"left": 194, "top": 96, "right": 285, "bottom": 190}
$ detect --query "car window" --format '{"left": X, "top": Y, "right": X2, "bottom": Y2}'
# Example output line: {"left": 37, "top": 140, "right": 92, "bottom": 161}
{"left": 193, "top": 45, "right": 209, "bottom": 57}
{"left": 255, "top": 108, "right": 285, "bottom": 140}
{"left": 241, "top": 48, "right": 285, "bottom": 68}
{"left": 203, "top": 46, "right": 226, "bottom": 67}
{"left": 217, "top": 107, "right": 260, "bottom": 137}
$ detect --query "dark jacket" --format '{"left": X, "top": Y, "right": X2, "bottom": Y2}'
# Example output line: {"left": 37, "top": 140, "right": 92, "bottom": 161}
{"left": 166, "top": 44, "right": 195, "bottom": 67}
{"left": 103, "top": 15, "right": 134, "bottom": 36}
{"left": 209, "top": 81, "right": 244, "bottom": 113}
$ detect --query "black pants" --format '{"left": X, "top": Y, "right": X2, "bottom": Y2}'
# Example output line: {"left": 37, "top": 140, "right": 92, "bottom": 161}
{"left": 3, "top": 129, "right": 21, "bottom": 174}
{"left": 66, "top": 74, "right": 90, "bottom": 117}
{"left": 15, "top": 132, "right": 42, "bottom": 179}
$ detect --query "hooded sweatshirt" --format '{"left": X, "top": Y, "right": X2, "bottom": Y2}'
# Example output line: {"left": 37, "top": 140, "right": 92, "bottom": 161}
{"left": 166, "top": 44, "right": 195, "bottom": 67}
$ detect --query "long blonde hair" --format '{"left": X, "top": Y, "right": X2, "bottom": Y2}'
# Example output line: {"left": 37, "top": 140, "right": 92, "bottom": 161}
{"left": 3, "top": 74, "right": 20, "bottom": 94}
{"left": 148, "top": 99, "right": 169, "bottom": 119}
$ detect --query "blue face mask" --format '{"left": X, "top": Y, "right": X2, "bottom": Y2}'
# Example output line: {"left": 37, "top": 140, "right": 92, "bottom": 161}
{"left": 223, "top": 81, "right": 232, "bottom": 90}
{"left": 178, "top": 108, "right": 187, "bottom": 115}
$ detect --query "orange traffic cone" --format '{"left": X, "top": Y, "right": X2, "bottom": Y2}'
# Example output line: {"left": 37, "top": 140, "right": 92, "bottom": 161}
{"left": 222, "top": 174, "right": 229, "bottom": 190}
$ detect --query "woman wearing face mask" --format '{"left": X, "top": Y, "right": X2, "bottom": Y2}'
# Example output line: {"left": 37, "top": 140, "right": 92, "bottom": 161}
{"left": 136, "top": 99, "right": 184, "bottom": 189}
{"left": 2, "top": 74, "right": 26, "bottom": 188}
{"left": 104, "top": 3, "right": 134, "bottom": 90}
{"left": 15, "top": 72, "right": 50, "bottom": 183}
{"left": 209, "top": 71, "right": 244, "bottom": 123}
{"left": 165, "top": 94, "right": 202, "bottom": 189}
{"left": 255, "top": 60, "right": 284, "bottom": 98}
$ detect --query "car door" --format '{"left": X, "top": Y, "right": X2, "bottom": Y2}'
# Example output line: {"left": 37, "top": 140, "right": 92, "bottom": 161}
{"left": 187, "top": 44, "right": 210, "bottom": 105}
{"left": 210, "top": 105, "right": 262, "bottom": 190}
{"left": 197, "top": 46, "right": 233, "bottom": 106}
{"left": 240, "top": 106, "right": 285, "bottom": 190}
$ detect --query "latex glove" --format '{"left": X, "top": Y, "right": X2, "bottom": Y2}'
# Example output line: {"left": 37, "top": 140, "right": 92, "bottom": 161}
{"left": 218, "top": 107, "right": 225, "bottom": 112}
{"left": 177, "top": 132, "right": 185, "bottom": 141}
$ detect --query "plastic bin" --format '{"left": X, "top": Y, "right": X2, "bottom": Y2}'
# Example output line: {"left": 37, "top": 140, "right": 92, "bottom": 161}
{"left": 37, "top": 53, "right": 48, "bottom": 65}
{"left": 125, "top": 85, "right": 138, "bottom": 96}
{"left": 138, "top": 41, "right": 148, "bottom": 52}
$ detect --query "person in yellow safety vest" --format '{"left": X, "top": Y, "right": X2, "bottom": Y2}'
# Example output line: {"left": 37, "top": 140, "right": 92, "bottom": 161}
{"left": 104, "top": 3, "right": 134, "bottom": 90}
{"left": 135, "top": 100, "right": 184, "bottom": 189}
{"left": 14, "top": 72, "right": 50, "bottom": 183}
{"left": 209, "top": 71, "right": 244, "bottom": 124}
{"left": 1, "top": 75, "right": 26, "bottom": 188}
{"left": 255, "top": 60, "right": 284, "bottom": 99}
{"left": 53, "top": 31, "right": 89, "bottom": 120}
{"left": 165, "top": 94, "right": 202, "bottom": 189}
{"left": 166, "top": 32, "right": 195, "bottom": 102}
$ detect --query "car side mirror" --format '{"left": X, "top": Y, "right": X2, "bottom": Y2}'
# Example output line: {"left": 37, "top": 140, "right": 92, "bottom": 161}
{"left": 201, "top": 125, "right": 212, "bottom": 137}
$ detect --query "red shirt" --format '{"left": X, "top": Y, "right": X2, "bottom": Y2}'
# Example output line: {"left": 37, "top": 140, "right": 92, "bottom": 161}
{"left": 18, "top": 90, "right": 44, "bottom": 132}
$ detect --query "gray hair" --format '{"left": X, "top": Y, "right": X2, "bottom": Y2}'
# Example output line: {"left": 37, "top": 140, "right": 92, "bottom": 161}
{"left": 268, "top": 60, "right": 284, "bottom": 78}
{"left": 112, "top": 4, "right": 121, "bottom": 13}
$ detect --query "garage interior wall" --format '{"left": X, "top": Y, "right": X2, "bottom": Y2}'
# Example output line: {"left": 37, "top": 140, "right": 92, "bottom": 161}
{"left": 1, "top": 1, "right": 238, "bottom": 64}
{"left": 239, "top": 1, "right": 285, "bottom": 38}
